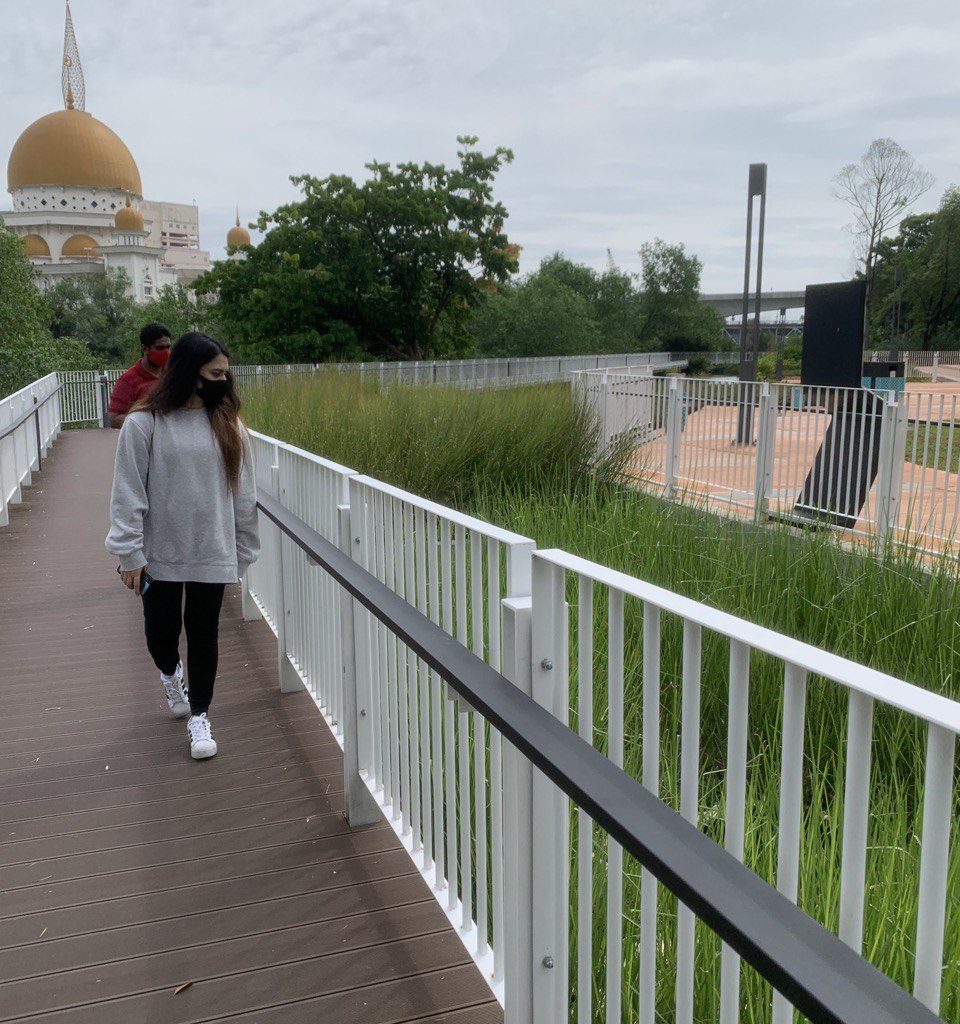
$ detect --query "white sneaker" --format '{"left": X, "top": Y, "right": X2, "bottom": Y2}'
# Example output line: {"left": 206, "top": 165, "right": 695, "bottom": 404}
{"left": 187, "top": 713, "right": 217, "bottom": 760}
{"left": 161, "top": 663, "right": 190, "bottom": 719}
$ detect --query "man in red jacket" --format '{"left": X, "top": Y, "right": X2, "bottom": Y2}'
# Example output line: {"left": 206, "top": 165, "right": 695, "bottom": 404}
{"left": 108, "top": 324, "right": 172, "bottom": 428}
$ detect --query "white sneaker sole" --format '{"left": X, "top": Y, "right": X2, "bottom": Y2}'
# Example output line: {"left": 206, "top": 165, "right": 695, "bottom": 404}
{"left": 169, "top": 701, "right": 190, "bottom": 720}
{"left": 190, "top": 740, "right": 218, "bottom": 760}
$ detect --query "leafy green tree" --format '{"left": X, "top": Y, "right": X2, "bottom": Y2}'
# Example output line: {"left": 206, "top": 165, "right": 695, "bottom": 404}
{"left": 469, "top": 276, "right": 603, "bottom": 357}
{"left": 0, "top": 228, "right": 95, "bottom": 395}
{"left": 536, "top": 253, "right": 643, "bottom": 352}
{"left": 0, "top": 226, "right": 50, "bottom": 346}
{"left": 139, "top": 284, "right": 206, "bottom": 356}
{"left": 0, "top": 335, "right": 97, "bottom": 398}
{"left": 196, "top": 137, "right": 518, "bottom": 362}
{"left": 637, "top": 239, "right": 725, "bottom": 350}
{"left": 46, "top": 269, "right": 135, "bottom": 364}
{"left": 870, "top": 188, "right": 960, "bottom": 348}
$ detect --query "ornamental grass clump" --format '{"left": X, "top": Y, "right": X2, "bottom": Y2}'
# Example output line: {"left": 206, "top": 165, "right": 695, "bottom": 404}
{"left": 244, "top": 373, "right": 616, "bottom": 505}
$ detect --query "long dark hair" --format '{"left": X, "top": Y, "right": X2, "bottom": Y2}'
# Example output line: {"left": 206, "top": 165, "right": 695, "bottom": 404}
{"left": 135, "top": 332, "right": 245, "bottom": 490}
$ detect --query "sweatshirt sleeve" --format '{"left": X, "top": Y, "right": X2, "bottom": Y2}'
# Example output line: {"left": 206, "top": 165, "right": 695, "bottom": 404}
{"left": 105, "top": 413, "right": 152, "bottom": 571}
{"left": 235, "top": 430, "right": 260, "bottom": 579}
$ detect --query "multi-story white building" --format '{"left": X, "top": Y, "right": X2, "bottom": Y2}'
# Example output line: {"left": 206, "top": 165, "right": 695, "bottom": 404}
{"left": 0, "top": 2, "right": 223, "bottom": 303}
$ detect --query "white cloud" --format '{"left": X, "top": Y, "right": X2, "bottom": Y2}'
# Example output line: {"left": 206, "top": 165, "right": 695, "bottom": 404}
{"left": 0, "top": 0, "right": 957, "bottom": 291}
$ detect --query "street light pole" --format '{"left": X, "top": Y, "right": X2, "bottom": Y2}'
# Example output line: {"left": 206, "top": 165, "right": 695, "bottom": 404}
{"left": 736, "top": 162, "right": 768, "bottom": 443}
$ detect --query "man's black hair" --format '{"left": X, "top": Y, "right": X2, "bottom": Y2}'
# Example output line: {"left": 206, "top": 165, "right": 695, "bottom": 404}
{"left": 140, "top": 323, "right": 171, "bottom": 348}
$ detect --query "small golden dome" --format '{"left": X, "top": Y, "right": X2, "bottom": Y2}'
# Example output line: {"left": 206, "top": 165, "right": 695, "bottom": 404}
{"left": 7, "top": 108, "right": 142, "bottom": 194}
{"left": 227, "top": 212, "right": 251, "bottom": 249}
{"left": 115, "top": 196, "right": 144, "bottom": 232}
{"left": 61, "top": 233, "right": 102, "bottom": 259}
{"left": 22, "top": 234, "right": 51, "bottom": 258}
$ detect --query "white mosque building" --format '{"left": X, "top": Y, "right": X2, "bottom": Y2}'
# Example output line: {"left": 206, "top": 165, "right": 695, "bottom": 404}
{"left": 1, "top": 3, "right": 249, "bottom": 304}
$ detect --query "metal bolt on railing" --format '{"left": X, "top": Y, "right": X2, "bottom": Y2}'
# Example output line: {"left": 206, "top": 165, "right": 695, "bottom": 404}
{"left": 540, "top": 658, "right": 553, "bottom": 671}
{"left": 542, "top": 956, "right": 555, "bottom": 969}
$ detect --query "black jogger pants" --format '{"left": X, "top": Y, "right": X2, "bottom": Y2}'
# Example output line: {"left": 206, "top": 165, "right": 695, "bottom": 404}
{"left": 142, "top": 580, "right": 226, "bottom": 716}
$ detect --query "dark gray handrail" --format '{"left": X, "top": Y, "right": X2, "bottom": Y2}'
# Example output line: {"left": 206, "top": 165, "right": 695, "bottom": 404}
{"left": 256, "top": 487, "right": 945, "bottom": 1024}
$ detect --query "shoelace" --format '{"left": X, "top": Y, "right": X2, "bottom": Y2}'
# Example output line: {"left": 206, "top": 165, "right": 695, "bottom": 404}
{"left": 162, "top": 666, "right": 184, "bottom": 701}
{"left": 189, "top": 715, "right": 212, "bottom": 742}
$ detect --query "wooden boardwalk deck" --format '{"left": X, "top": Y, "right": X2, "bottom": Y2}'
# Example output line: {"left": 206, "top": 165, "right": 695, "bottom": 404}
{"left": 0, "top": 429, "right": 501, "bottom": 1024}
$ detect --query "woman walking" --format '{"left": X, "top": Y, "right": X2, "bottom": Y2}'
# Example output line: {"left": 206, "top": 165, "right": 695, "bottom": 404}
{"left": 106, "top": 333, "right": 259, "bottom": 759}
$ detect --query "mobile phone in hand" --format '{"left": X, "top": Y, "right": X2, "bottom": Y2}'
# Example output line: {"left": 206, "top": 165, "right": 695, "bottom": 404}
{"left": 116, "top": 565, "right": 154, "bottom": 595}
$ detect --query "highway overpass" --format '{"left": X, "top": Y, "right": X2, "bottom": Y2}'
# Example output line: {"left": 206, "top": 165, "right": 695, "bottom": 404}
{"left": 701, "top": 290, "right": 806, "bottom": 317}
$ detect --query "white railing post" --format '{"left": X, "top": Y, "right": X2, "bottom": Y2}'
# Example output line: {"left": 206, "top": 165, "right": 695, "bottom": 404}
{"left": 271, "top": 461, "right": 301, "bottom": 693}
{"left": 347, "top": 477, "right": 377, "bottom": 780}
{"left": 527, "top": 557, "right": 569, "bottom": 1023}
{"left": 337, "top": 503, "right": 380, "bottom": 827}
{"left": 240, "top": 568, "right": 261, "bottom": 621}
{"left": 664, "top": 377, "right": 683, "bottom": 500}
{"left": 931, "top": 351, "right": 939, "bottom": 383}
{"left": 599, "top": 371, "right": 610, "bottom": 445}
{"left": 875, "top": 392, "right": 907, "bottom": 547}
{"left": 753, "top": 383, "right": 777, "bottom": 521}
{"left": 97, "top": 374, "right": 109, "bottom": 428}
{"left": 501, "top": 594, "right": 534, "bottom": 1024}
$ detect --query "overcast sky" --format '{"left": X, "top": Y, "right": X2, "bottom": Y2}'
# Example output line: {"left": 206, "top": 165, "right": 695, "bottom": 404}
{"left": 2, "top": 0, "right": 958, "bottom": 292}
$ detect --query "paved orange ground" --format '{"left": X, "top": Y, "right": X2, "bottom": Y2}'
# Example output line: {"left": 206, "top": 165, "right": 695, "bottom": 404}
{"left": 629, "top": 403, "right": 960, "bottom": 557}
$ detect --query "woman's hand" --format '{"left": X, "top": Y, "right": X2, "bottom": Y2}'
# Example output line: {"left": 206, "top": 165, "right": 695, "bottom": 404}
{"left": 121, "top": 567, "right": 144, "bottom": 596}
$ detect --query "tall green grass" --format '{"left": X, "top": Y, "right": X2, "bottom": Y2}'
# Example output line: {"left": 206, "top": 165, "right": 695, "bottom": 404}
{"left": 243, "top": 374, "right": 608, "bottom": 505}
{"left": 245, "top": 375, "right": 960, "bottom": 1022}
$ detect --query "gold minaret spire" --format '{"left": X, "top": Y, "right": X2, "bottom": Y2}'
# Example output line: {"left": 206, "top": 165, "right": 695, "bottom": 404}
{"left": 61, "top": 0, "right": 86, "bottom": 111}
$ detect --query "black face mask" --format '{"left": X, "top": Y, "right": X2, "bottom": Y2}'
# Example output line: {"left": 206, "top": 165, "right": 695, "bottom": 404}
{"left": 197, "top": 378, "right": 230, "bottom": 410}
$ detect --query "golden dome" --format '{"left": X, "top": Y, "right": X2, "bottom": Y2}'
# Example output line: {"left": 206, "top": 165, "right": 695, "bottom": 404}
{"left": 21, "top": 234, "right": 51, "bottom": 258}
{"left": 61, "top": 233, "right": 102, "bottom": 259}
{"left": 115, "top": 196, "right": 144, "bottom": 232}
{"left": 227, "top": 213, "right": 251, "bottom": 249}
{"left": 7, "top": 108, "right": 142, "bottom": 194}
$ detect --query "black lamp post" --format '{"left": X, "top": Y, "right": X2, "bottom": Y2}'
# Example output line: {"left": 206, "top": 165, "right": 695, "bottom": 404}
{"left": 736, "top": 162, "right": 767, "bottom": 443}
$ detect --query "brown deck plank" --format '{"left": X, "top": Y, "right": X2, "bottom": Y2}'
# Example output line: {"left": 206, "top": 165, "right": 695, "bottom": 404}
{"left": 0, "top": 429, "right": 501, "bottom": 1023}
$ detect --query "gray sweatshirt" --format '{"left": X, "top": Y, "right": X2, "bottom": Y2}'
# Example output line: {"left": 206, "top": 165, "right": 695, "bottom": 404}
{"left": 105, "top": 408, "right": 260, "bottom": 584}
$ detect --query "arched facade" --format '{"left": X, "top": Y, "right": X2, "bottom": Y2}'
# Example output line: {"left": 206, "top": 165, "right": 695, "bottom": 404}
{"left": 21, "top": 234, "right": 50, "bottom": 258}
{"left": 61, "top": 233, "right": 102, "bottom": 260}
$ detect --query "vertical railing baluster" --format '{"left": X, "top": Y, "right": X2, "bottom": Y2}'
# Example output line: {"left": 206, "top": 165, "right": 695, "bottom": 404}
{"left": 606, "top": 587, "right": 624, "bottom": 1024}
{"left": 913, "top": 723, "right": 956, "bottom": 1013}
{"left": 471, "top": 530, "right": 489, "bottom": 958}
{"left": 676, "top": 620, "right": 702, "bottom": 1024}
{"left": 639, "top": 603, "right": 660, "bottom": 1024}
{"left": 454, "top": 524, "right": 473, "bottom": 931}
{"left": 720, "top": 639, "right": 750, "bottom": 1024}
{"left": 576, "top": 575, "right": 594, "bottom": 1024}
{"left": 772, "top": 663, "right": 808, "bottom": 1024}
{"left": 441, "top": 518, "right": 457, "bottom": 914}
{"left": 839, "top": 690, "right": 874, "bottom": 952}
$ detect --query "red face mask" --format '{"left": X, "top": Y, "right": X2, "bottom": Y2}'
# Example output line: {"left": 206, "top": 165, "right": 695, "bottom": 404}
{"left": 147, "top": 347, "right": 170, "bottom": 368}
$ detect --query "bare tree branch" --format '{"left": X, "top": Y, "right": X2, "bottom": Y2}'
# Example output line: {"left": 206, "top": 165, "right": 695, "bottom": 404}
{"left": 833, "top": 138, "right": 934, "bottom": 343}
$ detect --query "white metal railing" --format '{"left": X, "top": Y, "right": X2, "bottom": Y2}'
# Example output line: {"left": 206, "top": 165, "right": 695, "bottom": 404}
{"left": 0, "top": 372, "right": 62, "bottom": 527}
{"left": 575, "top": 369, "right": 960, "bottom": 558}
{"left": 54, "top": 353, "right": 737, "bottom": 425}
{"left": 3, "top": 368, "right": 953, "bottom": 1021}
{"left": 532, "top": 546, "right": 958, "bottom": 1023}
{"left": 348, "top": 473, "right": 535, "bottom": 995}
{"left": 240, "top": 425, "right": 958, "bottom": 1023}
